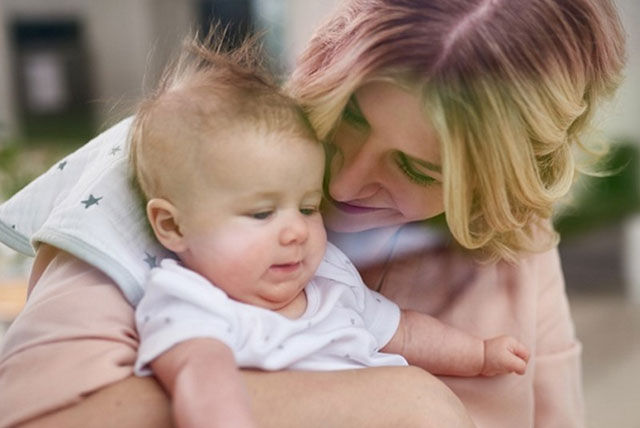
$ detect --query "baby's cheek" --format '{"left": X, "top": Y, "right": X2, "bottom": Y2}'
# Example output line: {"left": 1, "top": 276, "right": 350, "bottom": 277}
{"left": 201, "top": 253, "right": 258, "bottom": 297}
{"left": 208, "top": 225, "right": 258, "bottom": 254}
{"left": 214, "top": 230, "right": 269, "bottom": 269}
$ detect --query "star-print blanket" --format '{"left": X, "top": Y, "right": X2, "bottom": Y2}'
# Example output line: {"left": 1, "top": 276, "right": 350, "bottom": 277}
{"left": 0, "top": 117, "right": 174, "bottom": 305}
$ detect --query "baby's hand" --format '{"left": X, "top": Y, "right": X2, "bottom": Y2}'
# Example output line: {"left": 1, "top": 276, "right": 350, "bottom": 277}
{"left": 481, "top": 335, "right": 529, "bottom": 376}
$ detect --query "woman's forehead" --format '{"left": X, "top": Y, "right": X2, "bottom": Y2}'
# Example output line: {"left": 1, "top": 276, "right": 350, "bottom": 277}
{"left": 355, "top": 81, "right": 441, "bottom": 161}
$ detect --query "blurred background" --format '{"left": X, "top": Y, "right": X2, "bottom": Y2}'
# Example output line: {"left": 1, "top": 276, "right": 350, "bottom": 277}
{"left": 0, "top": 1, "right": 638, "bottom": 427}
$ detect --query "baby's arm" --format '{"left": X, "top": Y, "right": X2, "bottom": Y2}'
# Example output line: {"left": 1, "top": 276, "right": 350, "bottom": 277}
{"left": 151, "top": 337, "right": 257, "bottom": 428}
{"left": 383, "top": 310, "right": 529, "bottom": 377}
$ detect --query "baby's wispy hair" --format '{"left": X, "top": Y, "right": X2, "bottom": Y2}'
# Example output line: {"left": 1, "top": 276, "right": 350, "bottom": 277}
{"left": 130, "top": 28, "right": 316, "bottom": 204}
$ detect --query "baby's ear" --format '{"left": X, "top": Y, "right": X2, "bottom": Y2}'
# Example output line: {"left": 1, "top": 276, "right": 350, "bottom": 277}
{"left": 146, "top": 198, "right": 187, "bottom": 253}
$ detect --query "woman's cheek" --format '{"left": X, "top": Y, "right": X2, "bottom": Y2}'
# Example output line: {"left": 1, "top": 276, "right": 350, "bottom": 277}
{"left": 401, "top": 184, "right": 445, "bottom": 221}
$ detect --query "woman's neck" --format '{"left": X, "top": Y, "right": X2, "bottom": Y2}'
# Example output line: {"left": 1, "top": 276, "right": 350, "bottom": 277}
{"left": 328, "top": 222, "right": 450, "bottom": 291}
{"left": 328, "top": 227, "right": 400, "bottom": 266}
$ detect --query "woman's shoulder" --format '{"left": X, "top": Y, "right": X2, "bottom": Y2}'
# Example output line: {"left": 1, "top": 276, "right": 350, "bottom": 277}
{"left": 382, "top": 223, "right": 563, "bottom": 305}
{"left": 395, "top": 218, "right": 560, "bottom": 273}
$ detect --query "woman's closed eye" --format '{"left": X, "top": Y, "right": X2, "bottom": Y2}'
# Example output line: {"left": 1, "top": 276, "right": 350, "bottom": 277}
{"left": 394, "top": 152, "right": 438, "bottom": 186}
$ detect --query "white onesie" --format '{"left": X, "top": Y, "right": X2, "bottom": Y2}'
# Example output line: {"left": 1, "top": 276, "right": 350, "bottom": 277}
{"left": 135, "top": 243, "right": 406, "bottom": 373}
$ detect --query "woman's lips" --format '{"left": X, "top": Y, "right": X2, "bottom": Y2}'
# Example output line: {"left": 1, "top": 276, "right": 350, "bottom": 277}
{"left": 332, "top": 201, "right": 381, "bottom": 214}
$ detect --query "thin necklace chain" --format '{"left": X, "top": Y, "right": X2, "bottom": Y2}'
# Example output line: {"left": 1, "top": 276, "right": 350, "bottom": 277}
{"left": 373, "top": 228, "right": 402, "bottom": 293}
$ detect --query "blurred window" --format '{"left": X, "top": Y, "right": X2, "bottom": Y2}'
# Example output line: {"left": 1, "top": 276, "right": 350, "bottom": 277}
{"left": 10, "top": 19, "right": 95, "bottom": 141}
{"left": 198, "top": 0, "right": 253, "bottom": 48}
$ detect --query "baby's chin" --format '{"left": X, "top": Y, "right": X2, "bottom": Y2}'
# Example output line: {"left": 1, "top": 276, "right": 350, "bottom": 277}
{"left": 256, "top": 282, "right": 309, "bottom": 309}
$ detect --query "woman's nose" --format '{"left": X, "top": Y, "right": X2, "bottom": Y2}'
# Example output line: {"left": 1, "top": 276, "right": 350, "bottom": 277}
{"left": 329, "top": 142, "right": 381, "bottom": 202}
{"left": 279, "top": 212, "right": 309, "bottom": 245}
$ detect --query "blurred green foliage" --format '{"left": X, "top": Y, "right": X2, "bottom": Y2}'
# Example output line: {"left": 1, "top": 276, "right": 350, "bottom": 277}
{"left": 0, "top": 137, "right": 83, "bottom": 201}
{"left": 0, "top": 107, "right": 97, "bottom": 201}
{"left": 22, "top": 109, "right": 95, "bottom": 142}
{"left": 554, "top": 142, "right": 640, "bottom": 237}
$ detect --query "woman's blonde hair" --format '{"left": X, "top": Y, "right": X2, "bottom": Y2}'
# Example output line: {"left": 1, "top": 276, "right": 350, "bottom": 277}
{"left": 288, "top": 0, "right": 626, "bottom": 261}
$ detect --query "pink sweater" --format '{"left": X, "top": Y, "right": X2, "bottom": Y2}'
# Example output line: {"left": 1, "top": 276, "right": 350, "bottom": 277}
{"left": 364, "top": 226, "right": 584, "bottom": 427}
{"left": 0, "top": 227, "right": 584, "bottom": 427}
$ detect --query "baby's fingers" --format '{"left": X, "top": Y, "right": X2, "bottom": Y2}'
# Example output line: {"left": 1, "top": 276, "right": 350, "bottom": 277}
{"left": 482, "top": 335, "right": 530, "bottom": 376}
{"left": 506, "top": 339, "right": 529, "bottom": 375}
{"left": 509, "top": 339, "right": 530, "bottom": 363}
{"left": 505, "top": 352, "right": 528, "bottom": 375}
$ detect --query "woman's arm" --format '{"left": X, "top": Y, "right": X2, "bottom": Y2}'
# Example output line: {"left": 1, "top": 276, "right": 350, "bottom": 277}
{"left": 532, "top": 248, "right": 585, "bottom": 428}
{"left": 18, "top": 366, "right": 474, "bottom": 428}
{"left": 15, "top": 376, "right": 173, "bottom": 428}
{"left": 0, "top": 247, "right": 141, "bottom": 428}
{"left": 2, "top": 248, "right": 474, "bottom": 428}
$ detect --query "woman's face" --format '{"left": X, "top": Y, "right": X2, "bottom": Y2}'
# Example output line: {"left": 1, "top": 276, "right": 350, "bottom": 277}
{"left": 323, "top": 81, "right": 444, "bottom": 233}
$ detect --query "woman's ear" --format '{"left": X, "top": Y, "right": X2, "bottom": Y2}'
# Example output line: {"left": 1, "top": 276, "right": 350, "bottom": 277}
{"left": 146, "top": 198, "right": 188, "bottom": 253}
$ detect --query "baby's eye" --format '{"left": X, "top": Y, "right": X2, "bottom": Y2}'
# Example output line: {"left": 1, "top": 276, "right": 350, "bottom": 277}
{"left": 300, "top": 207, "right": 319, "bottom": 216}
{"left": 251, "top": 211, "right": 273, "bottom": 220}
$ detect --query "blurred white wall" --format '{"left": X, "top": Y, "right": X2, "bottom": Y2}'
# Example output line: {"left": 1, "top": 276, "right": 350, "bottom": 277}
{"left": 600, "top": 0, "right": 640, "bottom": 144}
{"left": 86, "top": 0, "right": 195, "bottom": 121}
{"left": 610, "top": 0, "right": 640, "bottom": 302}
{"left": 251, "top": 0, "right": 340, "bottom": 73}
{"left": 282, "top": 0, "right": 341, "bottom": 70}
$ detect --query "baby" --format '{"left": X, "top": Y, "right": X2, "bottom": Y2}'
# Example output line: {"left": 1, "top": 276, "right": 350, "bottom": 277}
{"left": 130, "top": 37, "right": 529, "bottom": 428}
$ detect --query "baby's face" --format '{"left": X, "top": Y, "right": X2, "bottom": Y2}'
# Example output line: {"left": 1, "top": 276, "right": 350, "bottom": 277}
{"left": 176, "top": 129, "right": 327, "bottom": 311}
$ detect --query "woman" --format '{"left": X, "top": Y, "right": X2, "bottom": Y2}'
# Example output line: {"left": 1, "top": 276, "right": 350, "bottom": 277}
{"left": 0, "top": 0, "right": 625, "bottom": 427}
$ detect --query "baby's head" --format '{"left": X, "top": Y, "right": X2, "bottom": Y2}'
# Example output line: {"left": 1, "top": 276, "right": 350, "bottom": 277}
{"left": 130, "top": 36, "right": 327, "bottom": 310}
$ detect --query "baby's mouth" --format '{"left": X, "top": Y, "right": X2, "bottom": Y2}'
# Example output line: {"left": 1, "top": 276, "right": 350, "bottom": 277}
{"left": 270, "top": 262, "right": 302, "bottom": 272}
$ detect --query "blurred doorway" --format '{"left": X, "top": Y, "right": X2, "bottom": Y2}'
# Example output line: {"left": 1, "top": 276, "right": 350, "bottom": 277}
{"left": 198, "top": 0, "right": 253, "bottom": 47}
{"left": 10, "top": 19, "right": 95, "bottom": 141}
